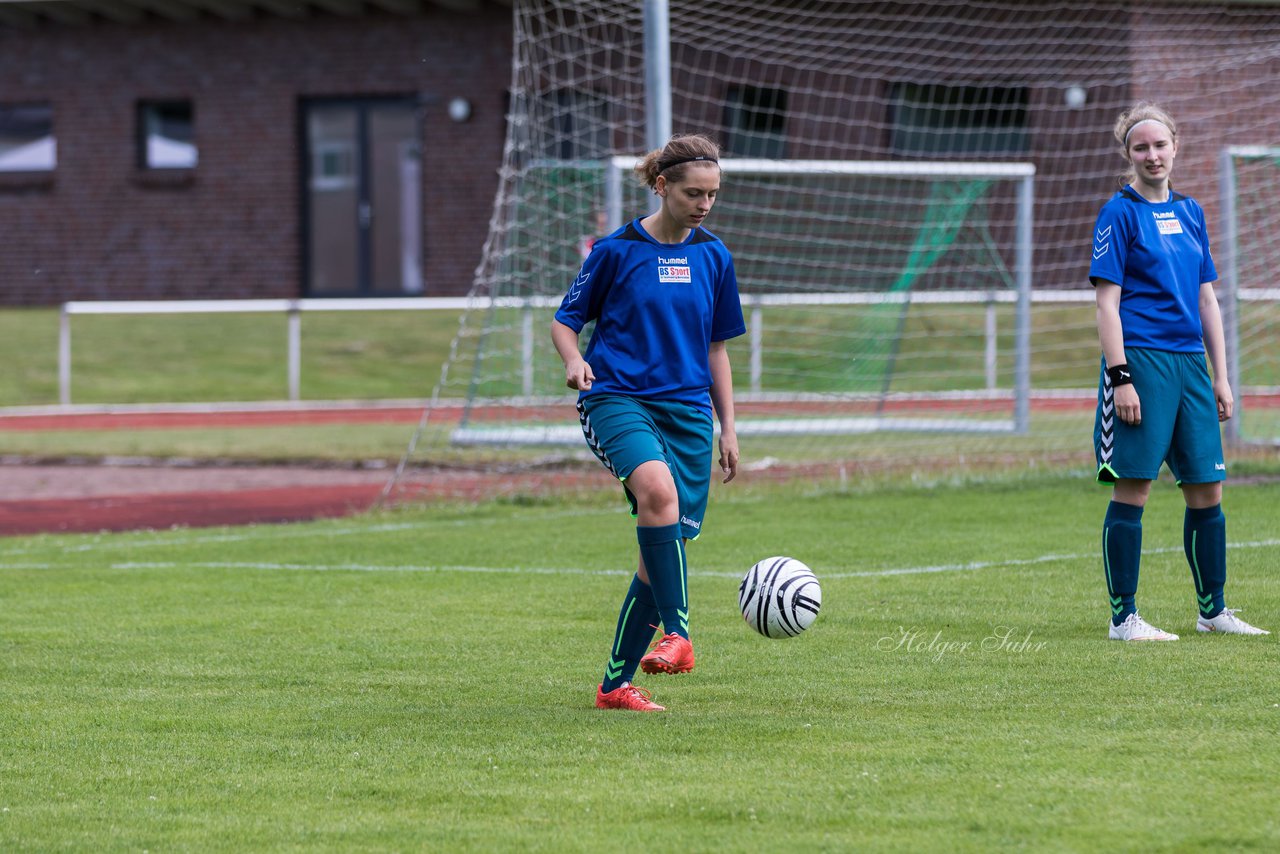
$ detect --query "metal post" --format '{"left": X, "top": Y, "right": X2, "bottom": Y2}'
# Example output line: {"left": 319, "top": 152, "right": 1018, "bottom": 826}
{"left": 521, "top": 305, "right": 535, "bottom": 397}
{"left": 605, "top": 157, "right": 624, "bottom": 232}
{"left": 750, "top": 303, "right": 763, "bottom": 394}
{"left": 1014, "top": 173, "right": 1035, "bottom": 434}
{"left": 1219, "top": 146, "right": 1241, "bottom": 442}
{"left": 58, "top": 304, "right": 71, "bottom": 406}
{"left": 287, "top": 302, "right": 301, "bottom": 401}
{"left": 643, "top": 0, "right": 672, "bottom": 151}
{"left": 984, "top": 296, "right": 998, "bottom": 391}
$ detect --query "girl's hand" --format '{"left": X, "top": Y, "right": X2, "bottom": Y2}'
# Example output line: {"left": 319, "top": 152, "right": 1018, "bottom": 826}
{"left": 1115, "top": 384, "right": 1141, "bottom": 426}
{"left": 719, "top": 430, "right": 739, "bottom": 483}
{"left": 564, "top": 358, "right": 594, "bottom": 391}
{"left": 1213, "top": 378, "right": 1234, "bottom": 422}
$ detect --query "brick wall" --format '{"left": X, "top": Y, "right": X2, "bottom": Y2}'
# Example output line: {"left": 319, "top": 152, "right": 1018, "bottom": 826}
{"left": 5, "top": 3, "right": 1279, "bottom": 305}
{"left": 0, "top": 7, "right": 511, "bottom": 304}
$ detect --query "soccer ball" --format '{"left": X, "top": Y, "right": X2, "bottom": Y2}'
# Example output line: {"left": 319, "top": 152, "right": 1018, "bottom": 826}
{"left": 738, "top": 556, "right": 822, "bottom": 638}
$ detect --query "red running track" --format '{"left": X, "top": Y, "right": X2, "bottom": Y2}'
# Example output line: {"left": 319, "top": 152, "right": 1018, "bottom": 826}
{"left": 3, "top": 394, "right": 1276, "bottom": 536}
{"left": 0, "top": 483, "right": 385, "bottom": 537}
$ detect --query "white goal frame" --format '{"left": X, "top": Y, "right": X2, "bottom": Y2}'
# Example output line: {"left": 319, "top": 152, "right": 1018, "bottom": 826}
{"left": 1218, "top": 145, "right": 1280, "bottom": 442}
{"left": 448, "top": 158, "right": 1036, "bottom": 446}
{"left": 606, "top": 156, "right": 1037, "bottom": 429}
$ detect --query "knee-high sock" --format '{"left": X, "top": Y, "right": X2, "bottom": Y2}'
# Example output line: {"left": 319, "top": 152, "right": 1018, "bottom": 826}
{"left": 1103, "top": 501, "right": 1143, "bottom": 626}
{"left": 601, "top": 573, "right": 660, "bottom": 693}
{"left": 1185, "top": 504, "right": 1227, "bottom": 619}
{"left": 637, "top": 523, "right": 688, "bottom": 639}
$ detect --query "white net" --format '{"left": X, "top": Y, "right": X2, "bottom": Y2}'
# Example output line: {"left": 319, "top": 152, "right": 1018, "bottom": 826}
{"left": 385, "top": 0, "right": 1280, "bottom": 503}
{"left": 1222, "top": 146, "right": 1280, "bottom": 446}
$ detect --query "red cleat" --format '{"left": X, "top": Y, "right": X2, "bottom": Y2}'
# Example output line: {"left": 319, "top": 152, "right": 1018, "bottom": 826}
{"left": 595, "top": 682, "right": 665, "bottom": 712}
{"left": 639, "top": 632, "right": 695, "bottom": 675}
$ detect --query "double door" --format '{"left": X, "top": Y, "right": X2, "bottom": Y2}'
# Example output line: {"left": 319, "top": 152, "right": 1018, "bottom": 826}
{"left": 304, "top": 98, "right": 423, "bottom": 296}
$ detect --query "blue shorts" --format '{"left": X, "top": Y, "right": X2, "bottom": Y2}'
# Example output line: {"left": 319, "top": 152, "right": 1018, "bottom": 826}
{"left": 577, "top": 393, "right": 714, "bottom": 540}
{"left": 1093, "top": 347, "right": 1226, "bottom": 485}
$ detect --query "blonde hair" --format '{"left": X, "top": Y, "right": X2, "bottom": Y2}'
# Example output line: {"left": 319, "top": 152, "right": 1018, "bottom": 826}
{"left": 1113, "top": 102, "right": 1178, "bottom": 187}
{"left": 634, "top": 133, "right": 721, "bottom": 189}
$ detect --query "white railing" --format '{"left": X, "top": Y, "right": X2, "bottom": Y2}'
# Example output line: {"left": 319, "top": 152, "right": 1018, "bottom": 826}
{"left": 58, "top": 291, "right": 1044, "bottom": 407}
{"left": 58, "top": 289, "right": 1276, "bottom": 407}
{"left": 57, "top": 296, "right": 562, "bottom": 405}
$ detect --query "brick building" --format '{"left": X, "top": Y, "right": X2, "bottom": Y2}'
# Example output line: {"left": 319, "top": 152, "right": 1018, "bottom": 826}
{"left": 0, "top": 0, "right": 512, "bottom": 304}
{"left": 3, "top": 1, "right": 1279, "bottom": 305}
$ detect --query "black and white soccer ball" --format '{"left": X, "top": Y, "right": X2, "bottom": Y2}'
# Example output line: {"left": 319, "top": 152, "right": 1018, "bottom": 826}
{"left": 738, "top": 556, "right": 822, "bottom": 639}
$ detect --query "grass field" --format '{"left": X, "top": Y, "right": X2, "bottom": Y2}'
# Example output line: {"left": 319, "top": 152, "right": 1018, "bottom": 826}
{"left": 3, "top": 475, "right": 1278, "bottom": 851}
{"left": 5, "top": 302, "right": 1277, "bottom": 409}
{"left": 0, "top": 308, "right": 470, "bottom": 407}
{"left": 0, "top": 304, "right": 1112, "bottom": 407}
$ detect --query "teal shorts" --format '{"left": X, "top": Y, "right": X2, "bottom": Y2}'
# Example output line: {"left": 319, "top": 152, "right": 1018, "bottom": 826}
{"left": 1093, "top": 347, "right": 1226, "bottom": 485}
{"left": 577, "top": 394, "right": 714, "bottom": 540}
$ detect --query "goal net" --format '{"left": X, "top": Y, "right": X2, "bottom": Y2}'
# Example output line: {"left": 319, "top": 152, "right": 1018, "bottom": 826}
{"left": 1220, "top": 146, "right": 1280, "bottom": 446}
{"left": 384, "top": 0, "right": 1280, "bottom": 503}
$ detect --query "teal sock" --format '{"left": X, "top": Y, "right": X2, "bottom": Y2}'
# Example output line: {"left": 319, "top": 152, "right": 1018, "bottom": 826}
{"left": 601, "top": 574, "right": 660, "bottom": 693}
{"left": 1185, "top": 504, "right": 1227, "bottom": 619}
{"left": 637, "top": 523, "right": 688, "bottom": 639}
{"left": 1103, "top": 501, "right": 1143, "bottom": 626}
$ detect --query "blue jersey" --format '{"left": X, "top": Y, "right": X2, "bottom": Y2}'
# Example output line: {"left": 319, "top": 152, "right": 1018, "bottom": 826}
{"left": 1089, "top": 187, "right": 1217, "bottom": 353}
{"left": 554, "top": 218, "right": 746, "bottom": 414}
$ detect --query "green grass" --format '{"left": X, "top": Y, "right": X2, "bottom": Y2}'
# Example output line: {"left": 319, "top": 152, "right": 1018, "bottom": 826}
{"left": 0, "top": 303, "right": 1131, "bottom": 407}
{"left": 5, "top": 302, "right": 1278, "bottom": 410}
{"left": 735, "top": 303, "right": 1103, "bottom": 394}
{"left": 0, "top": 308, "right": 470, "bottom": 406}
{"left": 5, "top": 412, "right": 1279, "bottom": 481}
{"left": 3, "top": 303, "right": 1275, "bottom": 472}
{"left": 3, "top": 476, "right": 1278, "bottom": 850}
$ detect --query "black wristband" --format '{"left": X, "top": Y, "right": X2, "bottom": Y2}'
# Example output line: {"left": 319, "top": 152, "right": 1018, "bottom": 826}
{"left": 1106, "top": 364, "right": 1134, "bottom": 387}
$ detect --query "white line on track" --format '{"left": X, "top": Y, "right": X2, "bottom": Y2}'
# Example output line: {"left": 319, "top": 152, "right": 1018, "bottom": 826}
{"left": 815, "top": 539, "right": 1280, "bottom": 579}
{"left": 110, "top": 561, "right": 634, "bottom": 575}
{"left": 8, "top": 538, "right": 1271, "bottom": 579}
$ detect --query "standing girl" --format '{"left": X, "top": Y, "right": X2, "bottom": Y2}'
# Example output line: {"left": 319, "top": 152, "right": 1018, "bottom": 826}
{"left": 552, "top": 133, "right": 746, "bottom": 710}
{"left": 1089, "top": 103, "right": 1268, "bottom": 640}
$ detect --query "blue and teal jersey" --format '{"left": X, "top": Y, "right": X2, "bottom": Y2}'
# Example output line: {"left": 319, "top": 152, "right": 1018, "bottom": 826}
{"left": 554, "top": 218, "right": 747, "bottom": 414}
{"left": 1088, "top": 187, "right": 1217, "bottom": 353}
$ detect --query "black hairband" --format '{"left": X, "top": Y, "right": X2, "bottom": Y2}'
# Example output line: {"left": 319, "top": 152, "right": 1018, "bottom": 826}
{"left": 657, "top": 154, "right": 719, "bottom": 172}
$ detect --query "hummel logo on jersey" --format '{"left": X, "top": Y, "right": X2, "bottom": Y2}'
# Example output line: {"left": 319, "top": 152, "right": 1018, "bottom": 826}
{"left": 569, "top": 270, "right": 589, "bottom": 302}
{"left": 658, "top": 255, "right": 691, "bottom": 283}
{"left": 1093, "top": 225, "right": 1111, "bottom": 260}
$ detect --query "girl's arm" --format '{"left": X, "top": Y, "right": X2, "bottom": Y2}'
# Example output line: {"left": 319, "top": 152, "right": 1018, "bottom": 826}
{"left": 551, "top": 319, "right": 594, "bottom": 390}
{"left": 709, "top": 340, "right": 738, "bottom": 483}
{"left": 1199, "top": 282, "right": 1233, "bottom": 421}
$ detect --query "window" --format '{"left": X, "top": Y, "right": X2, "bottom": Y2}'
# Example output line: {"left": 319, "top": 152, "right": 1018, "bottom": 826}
{"left": 309, "top": 141, "right": 357, "bottom": 191}
{"left": 723, "top": 85, "right": 788, "bottom": 158}
{"left": 138, "top": 100, "right": 197, "bottom": 169}
{"left": 888, "top": 83, "right": 1029, "bottom": 156}
{"left": 0, "top": 102, "right": 55, "bottom": 172}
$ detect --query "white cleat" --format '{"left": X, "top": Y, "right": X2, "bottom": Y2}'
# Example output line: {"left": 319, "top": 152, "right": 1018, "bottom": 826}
{"left": 1196, "top": 608, "right": 1271, "bottom": 636}
{"left": 1109, "top": 612, "right": 1179, "bottom": 641}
